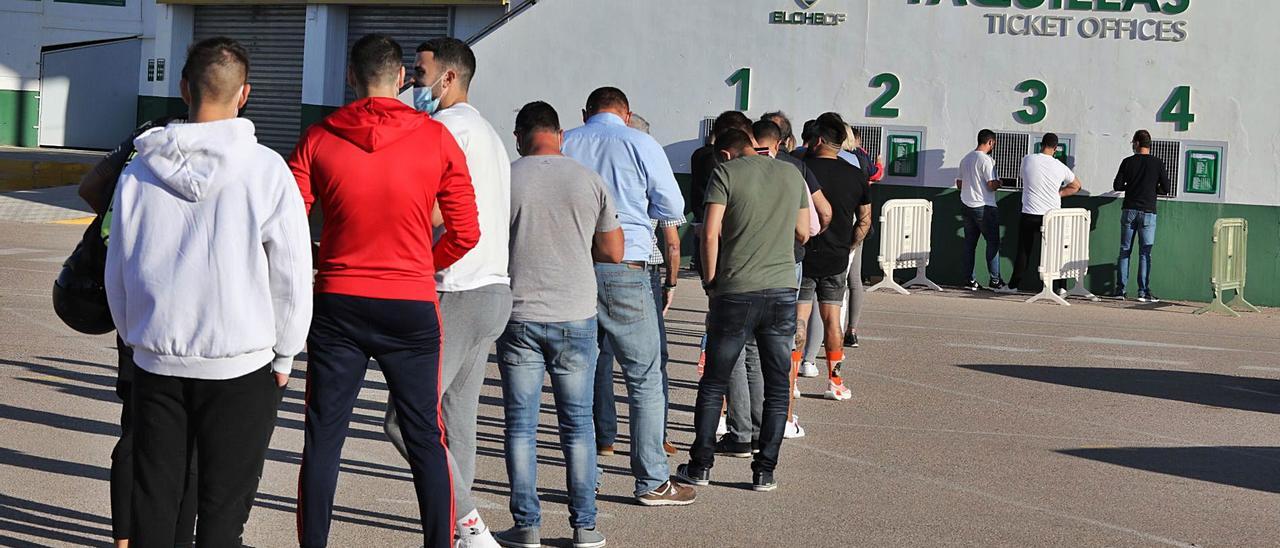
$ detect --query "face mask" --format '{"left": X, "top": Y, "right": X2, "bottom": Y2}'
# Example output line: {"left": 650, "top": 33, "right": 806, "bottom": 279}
{"left": 413, "top": 74, "right": 446, "bottom": 114}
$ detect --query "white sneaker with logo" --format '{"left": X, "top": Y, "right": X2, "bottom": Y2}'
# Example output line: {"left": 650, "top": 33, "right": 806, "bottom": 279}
{"left": 784, "top": 415, "right": 806, "bottom": 439}
{"left": 824, "top": 378, "right": 853, "bottom": 401}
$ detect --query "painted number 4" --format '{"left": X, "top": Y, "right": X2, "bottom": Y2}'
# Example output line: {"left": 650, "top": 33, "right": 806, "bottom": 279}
{"left": 1159, "top": 86, "right": 1195, "bottom": 132}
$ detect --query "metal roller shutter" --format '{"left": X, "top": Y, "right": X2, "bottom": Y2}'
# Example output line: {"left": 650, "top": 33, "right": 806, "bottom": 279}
{"left": 345, "top": 6, "right": 452, "bottom": 103}
{"left": 194, "top": 5, "right": 305, "bottom": 155}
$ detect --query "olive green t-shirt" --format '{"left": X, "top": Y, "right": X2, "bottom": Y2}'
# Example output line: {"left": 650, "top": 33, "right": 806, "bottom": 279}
{"left": 704, "top": 155, "right": 808, "bottom": 297}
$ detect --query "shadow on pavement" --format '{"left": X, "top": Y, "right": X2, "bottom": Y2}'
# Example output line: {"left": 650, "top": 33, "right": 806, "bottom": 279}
{"left": 1058, "top": 446, "right": 1280, "bottom": 494}
{"left": 0, "top": 493, "right": 112, "bottom": 546}
{"left": 960, "top": 364, "right": 1280, "bottom": 414}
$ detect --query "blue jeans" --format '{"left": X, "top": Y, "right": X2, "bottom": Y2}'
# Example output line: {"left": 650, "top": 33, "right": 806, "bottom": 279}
{"left": 961, "top": 205, "right": 1002, "bottom": 282}
{"left": 593, "top": 263, "right": 668, "bottom": 496}
{"left": 594, "top": 267, "right": 669, "bottom": 447}
{"left": 497, "top": 318, "right": 599, "bottom": 529}
{"left": 1117, "top": 209, "right": 1157, "bottom": 295}
{"left": 689, "top": 288, "right": 797, "bottom": 474}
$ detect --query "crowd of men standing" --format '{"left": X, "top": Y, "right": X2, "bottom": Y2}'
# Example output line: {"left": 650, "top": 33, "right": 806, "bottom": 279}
{"left": 75, "top": 27, "right": 1171, "bottom": 548}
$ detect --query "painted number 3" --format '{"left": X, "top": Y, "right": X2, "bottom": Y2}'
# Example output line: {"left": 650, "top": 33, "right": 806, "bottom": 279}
{"left": 1015, "top": 79, "right": 1048, "bottom": 125}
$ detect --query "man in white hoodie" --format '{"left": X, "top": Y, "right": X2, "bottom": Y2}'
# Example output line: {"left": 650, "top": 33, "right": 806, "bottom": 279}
{"left": 105, "top": 37, "right": 313, "bottom": 546}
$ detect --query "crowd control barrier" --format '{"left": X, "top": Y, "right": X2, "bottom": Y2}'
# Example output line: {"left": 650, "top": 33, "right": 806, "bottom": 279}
{"left": 1026, "top": 208, "right": 1099, "bottom": 306}
{"left": 867, "top": 199, "right": 942, "bottom": 295}
{"left": 1194, "top": 218, "right": 1261, "bottom": 317}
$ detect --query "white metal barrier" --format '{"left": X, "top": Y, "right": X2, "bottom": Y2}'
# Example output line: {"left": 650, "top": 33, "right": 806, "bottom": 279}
{"left": 867, "top": 199, "right": 942, "bottom": 295}
{"left": 1027, "top": 208, "right": 1099, "bottom": 306}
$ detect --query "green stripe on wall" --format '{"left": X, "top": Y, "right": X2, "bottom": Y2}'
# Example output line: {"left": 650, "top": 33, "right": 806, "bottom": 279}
{"left": 0, "top": 90, "right": 39, "bottom": 147}
{"left": 674, "top": 173, "right": 1277, "bottom": 307}
{"left": 136, "top": 95, "right": 187, "bottom": 126}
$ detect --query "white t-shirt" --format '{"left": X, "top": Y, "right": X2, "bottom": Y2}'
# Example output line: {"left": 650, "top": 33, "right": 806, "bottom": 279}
{"left": 432, "top": 103, "right": 512, "bottom": 291}
{"left": 958, "top": 150, "right": 998, "bottom": 208}
{"left": 1020, "top": 153, "right": 1075, "bottom": 215}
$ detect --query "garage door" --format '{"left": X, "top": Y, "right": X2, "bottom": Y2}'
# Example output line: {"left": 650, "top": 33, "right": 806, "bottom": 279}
{"left": 345, "top": 6, "right": 452, "bottom": 103}
{"left": 194, "top": 5, "right": 305, "bottom": 155}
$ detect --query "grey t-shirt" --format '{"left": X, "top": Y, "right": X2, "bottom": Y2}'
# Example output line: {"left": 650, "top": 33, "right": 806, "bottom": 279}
{"left": 509, "top": 155, "right": 620, "bottom": 322}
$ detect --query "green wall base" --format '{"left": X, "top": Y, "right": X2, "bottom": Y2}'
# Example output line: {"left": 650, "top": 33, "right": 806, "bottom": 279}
{"left": 0, "top": 90, "right": 39, "bottom": 147}
{"left": 136, "top": 95, "right": 188, "bottom": 125}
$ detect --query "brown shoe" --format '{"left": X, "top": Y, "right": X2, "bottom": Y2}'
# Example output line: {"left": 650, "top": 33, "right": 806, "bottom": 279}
{"left": 636, "top": 480, "right": 696, "bottom": 506}
{"left": 597, "top": 444, "right": 615, "bottom": 457}
{"left": 663, "top": 440, "right": 678, "bottom": 455}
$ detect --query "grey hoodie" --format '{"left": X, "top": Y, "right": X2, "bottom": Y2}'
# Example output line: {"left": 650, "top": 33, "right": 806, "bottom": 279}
{"left": 105, "top": 118, "right": 313, "bottom": 380}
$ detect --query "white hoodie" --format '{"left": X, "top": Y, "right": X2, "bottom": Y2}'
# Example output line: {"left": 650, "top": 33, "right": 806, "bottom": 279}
{"left": 105, "top": 118, "right": 313, "bottom": 380}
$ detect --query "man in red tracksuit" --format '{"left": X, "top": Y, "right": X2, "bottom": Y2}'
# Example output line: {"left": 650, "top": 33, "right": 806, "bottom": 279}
{"left": 289, "top": 34, "right": 479, "bottom": 548}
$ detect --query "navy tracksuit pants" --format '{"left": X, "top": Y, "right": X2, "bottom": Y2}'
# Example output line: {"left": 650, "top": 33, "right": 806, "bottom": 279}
{"left": 298, "top": 293, "right": 453, "bottom": 547}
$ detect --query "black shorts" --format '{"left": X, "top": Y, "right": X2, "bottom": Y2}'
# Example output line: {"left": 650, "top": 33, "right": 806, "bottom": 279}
{"left": 799, "top": 273, "right": 848, "bottom": 305}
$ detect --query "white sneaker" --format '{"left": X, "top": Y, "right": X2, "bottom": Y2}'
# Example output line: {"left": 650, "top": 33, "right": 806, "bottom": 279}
{"left": 798, "top": 361, "right": 820, "bottom": 378}
{"left": 824, "top": 378, "right": 852, "bottom": 401}
{"left": 455, "top": 529, "right": 500, "bottom": 548}
{"left": 716, "top": 415, "right": 728, "bottom": 436}
{"left": 784, "top": 415, "right": 806, "bottom": 439}
{"left": 792, "top": 383, "right": 800, "bottom": 399}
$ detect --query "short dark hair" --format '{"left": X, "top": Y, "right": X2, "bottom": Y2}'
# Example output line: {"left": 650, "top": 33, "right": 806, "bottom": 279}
{"left": 977, "top": 129, "right": 997, "bottom": 146}
{"left": 761, "top": 111, "right": 794, "bottom": 143}
{"left": 350, "top": 34, "right": 403, "bottom": 88}
{"left": 1132, "top": 129, "right": 1152, "bottom": 149}
{"left": 815, "top": 116, "right": 847, "bottom": 148}
{"left": 515, "top": 101, "right": 560, "bottom": 138}
{"left": 850, "top": 126, "right": 862, "bottom": 140}
{"left": 585, "top": 87, "right": 629, "bottom": 115}
{"left": 712, "top": 111, "right": 753, "bottom": 140}
{"left": 714, "top": 129, "right": 753, "bottom": 156}
{"left": 182, "top": 37, "right": 249, "bottom": 104}
{"left": 800, "top": 119, "right": 819, "bottom": 144}
{"left": 417, "top": 37, "right": 476, "bottom": 90}
{"left": 1041, "top": 132, "right": 1060, "bottom": 151}
{"left": 751, "top": 120, "right": 782, "bottom": 144}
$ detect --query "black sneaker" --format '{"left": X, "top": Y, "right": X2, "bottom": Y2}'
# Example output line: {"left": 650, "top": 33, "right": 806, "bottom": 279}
{"left": 751, "top": 439, "right": 760, "bottom": 454}
{"left": 1111, "top": 290, "right": 1127, "bottom": 301}
{"left": 715, "top": 435, "right": 751, "bottom": 458}
{"left": 673, "top": 463, "right": 710, "bottom": 486}
{"left": 843, "top": 332, "right": 859, "bottom": 348}
{"left": 1138, "top": 292, "right": 1161, "bottom": 303}
{"left": 752, "top": 470, "right": 777, "bottom": 492}
{"left": 963, "top": 280, "right": 980, "bottom": 291}
{"left": 989, "top": 279, "right": 1016, "bottom": 294}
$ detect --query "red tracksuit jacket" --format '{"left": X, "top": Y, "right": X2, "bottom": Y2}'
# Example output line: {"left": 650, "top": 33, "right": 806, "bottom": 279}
{"left": 289, "top": 97, "right": 480, "bottom": 302}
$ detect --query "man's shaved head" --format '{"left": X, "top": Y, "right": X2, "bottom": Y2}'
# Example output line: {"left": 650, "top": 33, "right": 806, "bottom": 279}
{"left": 181, "top": 37, "right": 249, "bottom": 106}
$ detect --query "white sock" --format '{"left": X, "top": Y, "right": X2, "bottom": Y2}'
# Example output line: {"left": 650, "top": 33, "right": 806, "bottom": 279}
{"left": 457, "top": 509, "right": 487, "bottom": 537}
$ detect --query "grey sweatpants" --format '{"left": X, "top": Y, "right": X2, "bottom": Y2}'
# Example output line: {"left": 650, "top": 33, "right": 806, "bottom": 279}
{"left": 384, "top": 284, "right": 512, "bottom": 518}
{"left": 804, "top": 244, "right": 864, "bottom": 362}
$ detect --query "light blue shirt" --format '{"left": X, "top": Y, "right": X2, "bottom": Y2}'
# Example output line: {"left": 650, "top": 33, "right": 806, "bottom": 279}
{"left": 563, "top": 113, "right": 686, "bottom": 262}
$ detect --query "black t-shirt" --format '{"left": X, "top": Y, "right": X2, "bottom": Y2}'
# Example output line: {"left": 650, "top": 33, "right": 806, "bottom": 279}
{"left": 775, "top": 153, "right": 821, "bottom": 263}
{"left": 1113, "top": 154, "right": 1171, "bottom": 213}
{"left": 803, "top": 156, "right": 871, "bottom": 278}
{"left": 689, "top": 145, "right": 719, "bottom": 223}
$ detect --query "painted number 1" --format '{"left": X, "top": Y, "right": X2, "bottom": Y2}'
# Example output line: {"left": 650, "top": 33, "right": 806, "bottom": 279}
{"left": 728, "top": 68, "right": 751, "bottom": 111}
{"left": 1015, "top": 79, "right": 1048, "bottom": 125}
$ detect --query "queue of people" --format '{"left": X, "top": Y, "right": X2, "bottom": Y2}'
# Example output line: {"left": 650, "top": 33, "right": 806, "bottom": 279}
{"left": 77, "top": 28, "right": 1169, "bottom": 548}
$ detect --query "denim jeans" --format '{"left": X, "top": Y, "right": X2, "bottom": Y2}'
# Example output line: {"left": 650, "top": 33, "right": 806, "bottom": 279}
{"left": 594, "top": 267, "right": 669, "bottom": 447}
{"left": 593, "top": 263, "right": 668, "bottom": 496}
{"left": 497, "top": 317, "right": 599, "bottom": 529}
{"left": 962, "top": 205, "right": 1002, "bottom": 282}
{"left": 1117, "top": 209, "right": 1157, "bottom": 295}
{"left": 690, "top": 288, "right": 797, "bottom": 474}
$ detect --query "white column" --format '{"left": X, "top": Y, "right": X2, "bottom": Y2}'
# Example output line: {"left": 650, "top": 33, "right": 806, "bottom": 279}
{"left": 302, "top": 4, "right": 348, "bottom": 108}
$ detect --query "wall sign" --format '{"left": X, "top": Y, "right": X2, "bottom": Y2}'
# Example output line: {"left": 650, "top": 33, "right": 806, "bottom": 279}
{"left": 1184, "top": 150, "right": 1219, "bottom": 195}
{"left": 888, "top": 135, "right": 920, "bottom": 178}
{"left": 907, "top": 0, "right": 1191, "bottom": 42}
{"left": 770, "top": 0, "right": 847, "bottom": 26}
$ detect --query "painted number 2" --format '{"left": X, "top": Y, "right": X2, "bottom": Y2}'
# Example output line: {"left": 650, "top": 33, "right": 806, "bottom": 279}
{"left": 728, "top": 68, "right": 751, "bottom": 111}
{"left": 867, "top": 73, "right": 900, "bottom": 118}
{"left": 1015, "top": 79, "right": 1048, "bottom": 125}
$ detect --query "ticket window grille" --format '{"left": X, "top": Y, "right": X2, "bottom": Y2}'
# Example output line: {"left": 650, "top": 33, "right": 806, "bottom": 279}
{"left": 852, "top": 125, "right": 883, "bottom": 163}
{"left": 698, "top": 117, "right": 716, "bottom": 145}
{"left": 1150, "top": 140, "right": 1181, "bottom": 198}
{"left": 992, "top": 132, "right": 1031, "bottom": 189}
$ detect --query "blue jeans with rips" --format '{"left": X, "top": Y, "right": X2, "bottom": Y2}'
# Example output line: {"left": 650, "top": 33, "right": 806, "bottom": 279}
{"left": 497, "top": 317, "right": 600, "bottom": 529}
